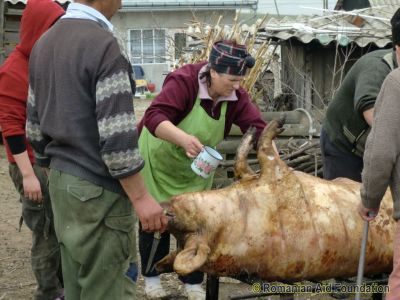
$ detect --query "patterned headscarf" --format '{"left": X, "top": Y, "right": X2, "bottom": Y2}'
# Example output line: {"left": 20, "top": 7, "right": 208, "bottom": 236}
{"left": 208, "top": 40, "right": 255, "bottom": 76}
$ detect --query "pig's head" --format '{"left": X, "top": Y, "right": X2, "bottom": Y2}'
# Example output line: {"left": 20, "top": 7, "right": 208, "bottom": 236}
{"left": 157, "top": 193, "right": 211, "bottom": 275}
{"left": 164, "top": 193, "right": 200, "bottom": 235}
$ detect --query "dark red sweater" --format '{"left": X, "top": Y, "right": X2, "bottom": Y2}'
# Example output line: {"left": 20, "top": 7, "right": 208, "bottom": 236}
{"left": 138, "top": 62, "right": 266, "bottom": 141}
{"left": 0, "top": 0, "right": 64, "bottom": 163}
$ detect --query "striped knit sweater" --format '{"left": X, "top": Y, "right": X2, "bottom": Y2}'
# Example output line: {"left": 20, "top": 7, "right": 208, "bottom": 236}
{"left": 26, "top": 18, "right": 142, "bottom": 195}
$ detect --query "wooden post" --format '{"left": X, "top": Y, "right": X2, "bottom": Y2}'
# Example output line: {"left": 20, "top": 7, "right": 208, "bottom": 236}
{"left": 304, "top": 51, "right": 312, "bottom": 110}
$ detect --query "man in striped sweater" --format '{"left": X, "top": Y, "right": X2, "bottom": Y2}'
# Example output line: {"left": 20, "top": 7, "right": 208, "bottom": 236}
{"left": 26, "top": 0, "right": 168, "bottom": 299}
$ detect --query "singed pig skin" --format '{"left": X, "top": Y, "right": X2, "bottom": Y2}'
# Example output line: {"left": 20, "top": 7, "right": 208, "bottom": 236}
{"left": 166, "top": 173, "right": 393, "bottom": 282}
{"left": 159, "top": 120, "right": 394, "bottom": 282}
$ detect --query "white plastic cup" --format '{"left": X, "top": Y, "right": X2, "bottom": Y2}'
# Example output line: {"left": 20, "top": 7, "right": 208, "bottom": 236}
{"left": 191, "top": 146, "right": 223, "bottom": 179}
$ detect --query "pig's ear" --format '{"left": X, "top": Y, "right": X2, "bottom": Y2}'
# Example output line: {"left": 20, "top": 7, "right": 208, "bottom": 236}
{"left": 173, "top": 235, "right": 210, "bottom": 275}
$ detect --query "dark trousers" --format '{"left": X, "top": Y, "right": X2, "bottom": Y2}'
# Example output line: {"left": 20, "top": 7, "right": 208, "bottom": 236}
{"left": 320, "top": 128, "right": 363, "bottom": 182}
{"left": 9, "top": 164, "right": 63, "bottom": 300}
{"left": 139, "top": 224, "right": 204, "bottom": 284}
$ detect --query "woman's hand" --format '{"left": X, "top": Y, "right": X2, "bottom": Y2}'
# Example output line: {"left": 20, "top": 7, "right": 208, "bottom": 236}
{"left": 180, "top": 134, "right": 203, "bottom": 158}
{"left": 154, "top": 121, "right": 203, "bottom": 158}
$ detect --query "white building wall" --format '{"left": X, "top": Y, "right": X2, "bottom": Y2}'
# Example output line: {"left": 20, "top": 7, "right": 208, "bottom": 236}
{"left": 112, "top": 10, "right": 236, "bottom": 92}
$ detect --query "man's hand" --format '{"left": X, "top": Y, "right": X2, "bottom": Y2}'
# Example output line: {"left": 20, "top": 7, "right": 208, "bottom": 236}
{"left": 23, "top": 173, "right": 43, "bottom": 203}
{"left": 362, "top": 107, "right": 374, "bottom": 126}
{"left": 43, "top": 167, "right": 50, "bottom": 177}
{"left": 358, "top": 202, "right": 379, "bottom": 221}
{"left": 12, "top": 151, "right": 43, "bottom": 202}
{"left": 119, "top": 173, "right": 168, "bottom": 233}
{"left": 134, "top": 192, "right": 168, "bottom": 232}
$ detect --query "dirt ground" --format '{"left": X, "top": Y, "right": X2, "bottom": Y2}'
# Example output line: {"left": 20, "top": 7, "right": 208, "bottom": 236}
{"left": 0, "top": 99, "right": 380, "bottom": 300}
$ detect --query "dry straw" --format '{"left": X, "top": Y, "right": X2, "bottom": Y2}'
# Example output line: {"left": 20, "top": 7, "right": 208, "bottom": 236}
{"left": 179, "top": 13, "right": 273, "bottom": 103}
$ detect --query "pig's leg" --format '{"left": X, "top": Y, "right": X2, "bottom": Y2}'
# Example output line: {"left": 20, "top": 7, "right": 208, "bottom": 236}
{"left": 257, "top": 119, "right": 289, "bottom": 180}
{"left": 234, "top": 127, "right": 256, "bottom": 180}
{"left": 155, "top": 251, "right": 177, "bottom": 273}
{"left": 174, "top": 234, "right": 210, "bottom": 276}
{"left": 258, "top": 120, "right": 309, "bottom": 212}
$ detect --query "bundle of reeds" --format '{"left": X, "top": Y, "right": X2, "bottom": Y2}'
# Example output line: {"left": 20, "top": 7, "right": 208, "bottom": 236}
{"left": 179, "top": 13, "right": 272, "bottom": 102}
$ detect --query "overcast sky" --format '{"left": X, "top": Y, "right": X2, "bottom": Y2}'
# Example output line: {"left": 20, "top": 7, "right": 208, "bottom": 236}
{"left": 257, "top": 0, "right": 336, "bottom": 15}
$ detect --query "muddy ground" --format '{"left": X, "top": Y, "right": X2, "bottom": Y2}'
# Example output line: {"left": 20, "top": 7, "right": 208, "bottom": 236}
{"left": 0, "top": 98, "right": 380, "bottom": 300}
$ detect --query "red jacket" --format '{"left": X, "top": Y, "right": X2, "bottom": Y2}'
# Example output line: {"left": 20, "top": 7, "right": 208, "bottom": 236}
{"left": 0, "top": 0, "right": 64, "bottom": 163}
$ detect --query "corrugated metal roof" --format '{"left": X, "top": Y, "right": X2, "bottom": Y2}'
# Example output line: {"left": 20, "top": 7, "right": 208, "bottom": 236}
{"left": 122, "top": 0, "right": 256, "bottom": 4}
{"left": 370, "top": 0, "right": 400, "bottom": 5}
{"left": 261, "top": 3, "right": 399, "bottom": 47}
{"left": 120, "top": 0, "right": 257, "bottom": 12}
{"left": 4, "top": 0, "right": 257, "bottom": 11}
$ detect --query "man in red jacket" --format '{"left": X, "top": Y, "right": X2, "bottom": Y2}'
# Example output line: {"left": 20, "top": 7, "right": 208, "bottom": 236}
{"left": 0, "top": 0, "right": 65, "bottom": 299}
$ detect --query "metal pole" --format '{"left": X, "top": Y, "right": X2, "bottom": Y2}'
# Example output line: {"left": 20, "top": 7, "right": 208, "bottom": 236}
{"left": 355, "top": 219, "right": 371, "bottom": 300}
{"left": 273, "top": 0, "right": 280, "bottom": 17}
{"left": 205, "top": 275, "right": 219, "bottom": 300}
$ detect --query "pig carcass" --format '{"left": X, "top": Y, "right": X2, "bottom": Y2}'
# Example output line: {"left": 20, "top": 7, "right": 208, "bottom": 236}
{"left": 157, "top": 120, "right": 394, "bottom": 282}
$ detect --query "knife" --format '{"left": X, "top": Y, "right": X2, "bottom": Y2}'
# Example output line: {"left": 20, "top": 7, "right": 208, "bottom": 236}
{"left": 145, "top": 231, "right": 162, "bottom": 274}
{"left": 144, "top": 209, "right": 174, "bottom": 274}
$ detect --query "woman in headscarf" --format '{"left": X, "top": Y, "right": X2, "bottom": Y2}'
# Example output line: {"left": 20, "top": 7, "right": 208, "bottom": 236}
{"left": 138, "top": 40, "right": 267, "bottom": 300}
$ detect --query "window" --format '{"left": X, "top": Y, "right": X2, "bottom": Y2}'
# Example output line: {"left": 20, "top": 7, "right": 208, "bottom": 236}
{"left": 129, "top": 29, "right": 166, "bottom": 64}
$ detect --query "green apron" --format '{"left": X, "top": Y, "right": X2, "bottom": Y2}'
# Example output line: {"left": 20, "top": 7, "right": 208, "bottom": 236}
{"left": 139, "top": 98, "right": 227, "bottom": 202}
